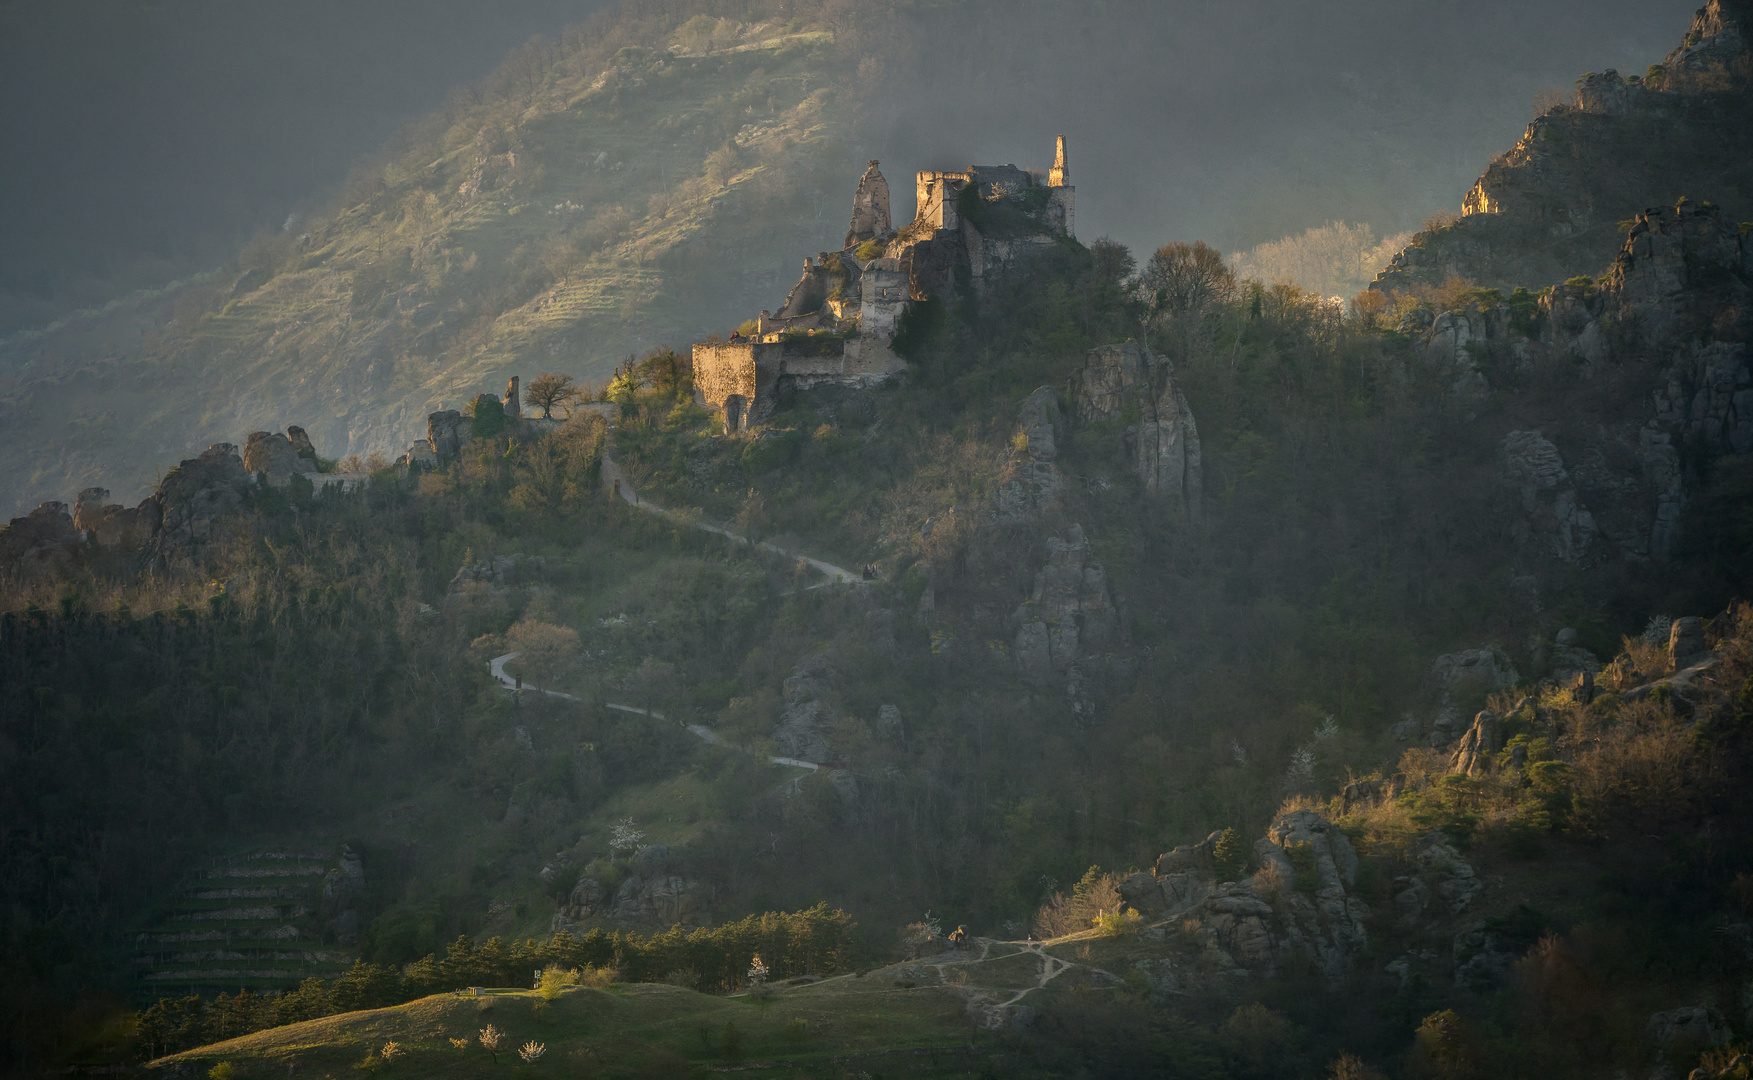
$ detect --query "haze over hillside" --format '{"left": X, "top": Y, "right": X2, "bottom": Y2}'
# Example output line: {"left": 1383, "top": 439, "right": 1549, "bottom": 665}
{"left": 0, "top": 0, "right": 1697, "bottom": 519}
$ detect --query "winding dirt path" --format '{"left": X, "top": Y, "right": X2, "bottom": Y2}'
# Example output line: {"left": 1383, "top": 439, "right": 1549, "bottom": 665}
{"left": 582, "top": 403, "right": 868, "bottom": 586}
{"left": 488, "top": 651, "right": 820, "bottom": 771}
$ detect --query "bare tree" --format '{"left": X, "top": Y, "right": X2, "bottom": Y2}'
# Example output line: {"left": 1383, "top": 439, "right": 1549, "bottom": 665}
{"left": 524, "top": 372, "right": 575, "bottom": 418}
{"left": 1140, "top": 241, "right": 1235, "bottom": 322}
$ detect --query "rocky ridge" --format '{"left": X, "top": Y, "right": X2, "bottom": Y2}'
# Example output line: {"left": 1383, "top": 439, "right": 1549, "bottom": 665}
{"left": 1373, "top": 0, "right": 1753, "bottom": 295}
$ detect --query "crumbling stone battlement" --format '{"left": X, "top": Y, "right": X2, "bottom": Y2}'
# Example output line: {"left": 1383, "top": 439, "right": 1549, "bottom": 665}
{"left": 694, "top": 136, "right": 1079, "bottom": 431}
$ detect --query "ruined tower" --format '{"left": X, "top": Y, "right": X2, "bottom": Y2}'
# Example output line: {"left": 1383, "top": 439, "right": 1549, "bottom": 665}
{"left": 1048, "top": 135, "right": 1069, "bottom": 187}
{"left": 844, "top": 161, "right": 893, "bottom": 250}
{"left": 502, "top": 376, "right": 522, "bottom": 419}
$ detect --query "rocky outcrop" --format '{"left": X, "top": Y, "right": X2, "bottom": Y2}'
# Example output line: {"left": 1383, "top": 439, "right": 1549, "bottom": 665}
{"left": 1373, "top": 2, "right": 1752, "bottom": 295}
{"left": 993, "top": 387, "right": 1064, "bottom": 521}
{"left": 1130, "top": 810, "right": 1371, "bottom": 987}
{"left": 1419, "top": 647, "right": 1519, "bottom": 748}
{"left": 243, "top": 429, "right": 320, "bottom": 486}
{"left": 1394, "top": 832, "right": 1484, "bottom": 926}
{"left": 844, "top": 160, "right": 893, "bottom": 250}
{"left": 774, "top": 652, "right": 835, "bottom": 762}
{"left": 154, "top": 444, "right": 253, "bottom": 559}
{"left": 0, "top": 501, "right": 83, "bottom": 576}
{"left": 73, "top": 487, "right": 159, "bottom": 552}
{"left": 552, "top": 848, "right": 710, "bottom": 930}
{"left": 1447, "top": 711, "right": 1502, "bottom": 776}
{"left": 1011, "top": 524, "right": 1118, "bottom": 684}
{"left": 449, "top": 552, "right": 547, "bottom": 589}
{"left": 1502, "top": 430, "right": 1598, "bottom": 566}
{"left": 428, "top": 409, "right": 468, "bottom": 462}
{"left": 1670, "top": 615, "right": 1709, "bottom": 668}
{"left": 1072, "top": 340, "right": 1202, "bottom": 508}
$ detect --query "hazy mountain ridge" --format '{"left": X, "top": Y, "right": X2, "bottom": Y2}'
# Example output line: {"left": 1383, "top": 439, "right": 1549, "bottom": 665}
{"left": 0, "top": 9, "right": 865, "bottom": 517}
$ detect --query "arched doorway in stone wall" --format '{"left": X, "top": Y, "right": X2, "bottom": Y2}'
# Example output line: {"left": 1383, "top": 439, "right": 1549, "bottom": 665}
{"left": 723, "top": 395, "right": 746, "bottom": 433}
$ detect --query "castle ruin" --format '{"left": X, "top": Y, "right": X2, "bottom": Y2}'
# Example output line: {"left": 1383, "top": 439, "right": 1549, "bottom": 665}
{"left": 693, "top": 137, "right": 1077, "bottom": 432}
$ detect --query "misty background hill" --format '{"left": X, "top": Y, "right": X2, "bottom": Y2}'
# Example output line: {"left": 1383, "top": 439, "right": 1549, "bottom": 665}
{"left": 0, "top": 0, "right": 1696, "bottom": 517}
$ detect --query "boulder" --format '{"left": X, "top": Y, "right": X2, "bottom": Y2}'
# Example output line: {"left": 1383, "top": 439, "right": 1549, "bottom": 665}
{"left": 1011, "top": 524, "right": 1118, "bottom": 683}
{"left": 775, "top": 653, "right": 836, "bottom": 762}
{"left": 1072, "top": 340, "right": 1201, "bottom": 508}
{"left": 399, "top": 441, "right": 439, "bottom": 468}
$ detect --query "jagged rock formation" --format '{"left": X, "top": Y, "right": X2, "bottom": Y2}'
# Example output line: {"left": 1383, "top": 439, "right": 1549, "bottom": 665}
{"left": 1072, "top": 339, "right": 1202, "bottom": 508}
{"left": 1393, "top": 197, "right": 1750, "bottom": 567}
{"left": 1501, "top": 430, "right": 1598, "bottom": 566}
{"left": 1124, "top": 809, "right": 1371, "bottom": 989}
{"left": 1373, "top": 0, "right": 1753, "bottom": 293}
{"left": 74, "top": 487, "right": 157, "bottom": 550}
{"left": 552, "top": 847, "right": 710, "bottom": 930}
{"left": 0, "top": 501, "right": 83, "bottom": 575}
{"left": 428, "top": 410, "right": 469, "bottom": 462}
{"left": 992, "top": 387, "right": 1064, "bottom": 521}
{"left": 154, "top": 444, "right": 254, "bottom": 559}
{"left": 1448, "top": 710, "right": 1503, "bottom": 776}
{"left": 845, "top": 160, "right": 893, "bottom": 249}
{"left": 1011, "top": 524, "right": 1118, "bottom": 684}
{"left": 243, "top": 429, "right": 322, "bottom": 486}
{"left": 774, "top": 652, "right": 836, "bottom": 762}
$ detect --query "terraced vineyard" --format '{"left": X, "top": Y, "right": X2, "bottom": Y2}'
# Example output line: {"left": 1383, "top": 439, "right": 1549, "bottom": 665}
{"left": 134, "top": 849, "right": 355, "bottom": 997}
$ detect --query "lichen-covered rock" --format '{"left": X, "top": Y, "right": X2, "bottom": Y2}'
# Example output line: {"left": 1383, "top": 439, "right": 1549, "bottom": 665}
{"left": 1011, "top": 524, "right": 1118, "bottom": 683}
{"left": 1502, "top": 430, "right": 1598, "bottom": 566}
{"left": 1072, "top": 339, "right": 1201, "bottom": 508}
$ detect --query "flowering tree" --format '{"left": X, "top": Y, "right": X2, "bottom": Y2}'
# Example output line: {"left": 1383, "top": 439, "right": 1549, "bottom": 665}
{"left": 519, "top": 1041, "right": 546, "bottom": 1064}
{"left": 609, "top": 817, "right": 644, "bottom": 856}
{"left": 479, "top": 1024, "right": 503, "bottom": 1063}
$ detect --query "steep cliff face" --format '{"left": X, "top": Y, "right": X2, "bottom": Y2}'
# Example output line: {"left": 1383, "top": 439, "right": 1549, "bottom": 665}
{"left": 1373, "top": 1, "right": 1753, "bottom": 294}
{"left": 1394, "top": 198, "right": 1751, "bottom": 571}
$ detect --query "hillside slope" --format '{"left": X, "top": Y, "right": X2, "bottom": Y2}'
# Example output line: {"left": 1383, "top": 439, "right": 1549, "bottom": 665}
{"left": 1373, "top": 0, "right": 1753, "bottom": 294}
{"left": 0, "top": 11, "right": 863, "bottom": 516}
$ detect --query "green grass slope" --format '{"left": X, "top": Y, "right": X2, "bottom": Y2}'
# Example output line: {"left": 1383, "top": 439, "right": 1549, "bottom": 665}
{"left": 155, "top": 973, "right": 986, "bottom": 1079}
